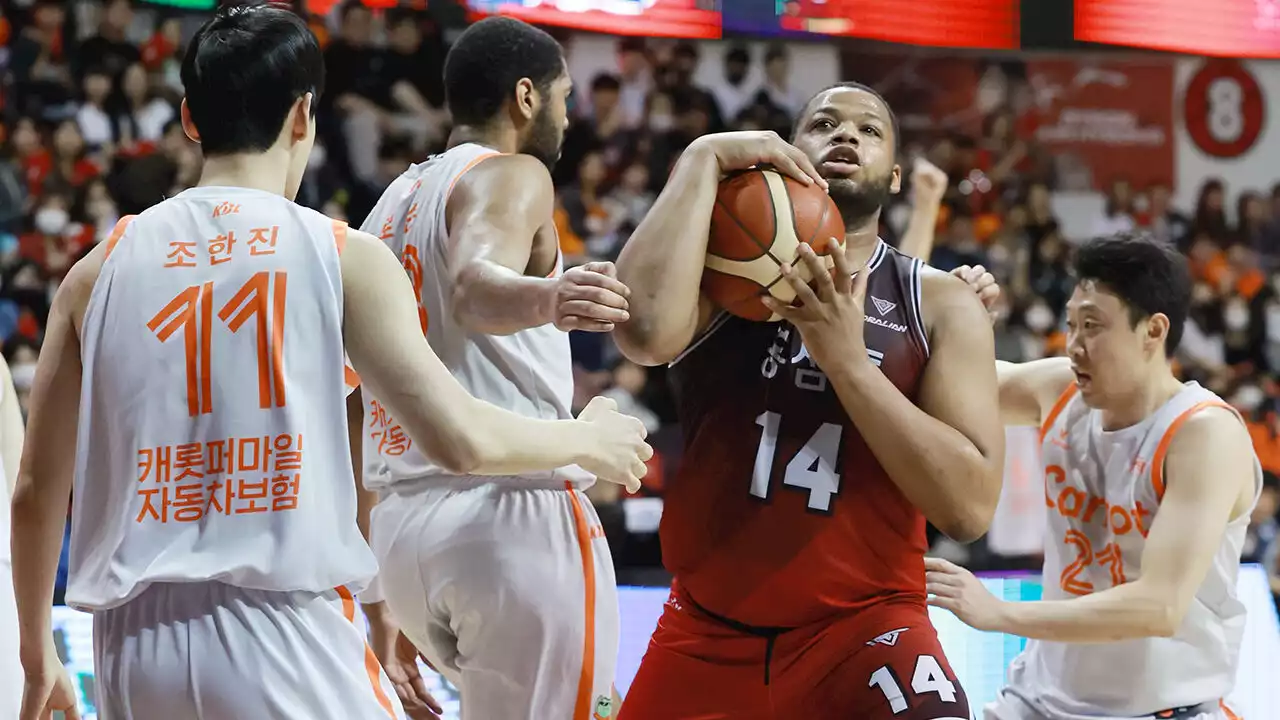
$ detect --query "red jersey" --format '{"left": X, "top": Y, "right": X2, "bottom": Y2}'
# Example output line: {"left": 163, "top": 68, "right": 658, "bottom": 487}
{"left": 664, "top": 241, "right": 931, "bottom": 628}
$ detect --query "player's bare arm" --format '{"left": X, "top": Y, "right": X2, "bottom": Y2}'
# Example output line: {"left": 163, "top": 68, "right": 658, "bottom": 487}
{"left": 995, "top": 357, "right": 1075, "bottom": 427}
{"left": 0, "top": 355, "right": 24, "bottom": 497}
{"left": 614, "top": 131, "right": 825, "bottom": 366}
{"left": 764, "top": 243, "right": 1004, "bottom": 542}
{"left": 447, "top": 153, "right": 630, "bottom": 335}
{"left": 10, "top": 246, "right": 100, "bottom": 720}
{"left": 928, "top": 405, "right": 1256, "bottom": 642}
{"left": 895, "top": 157, "right": 948, "bottom": 261}
{"left": 342, "top": 227, "right": 651, "bottom": 488}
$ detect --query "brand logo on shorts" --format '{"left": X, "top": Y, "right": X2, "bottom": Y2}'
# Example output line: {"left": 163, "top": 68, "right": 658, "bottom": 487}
{"left": 593, "top": 695, "right": 613, "bottom": 719}
{"left": 866, "top": 627, "right": 910, "bottom": 647}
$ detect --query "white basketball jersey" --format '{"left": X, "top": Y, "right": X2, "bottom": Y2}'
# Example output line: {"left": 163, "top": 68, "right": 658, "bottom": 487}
{"left": 1010, "top": 381, "right": 1260, "bottom": 715}
{"left": 358, "top": 143, "right": 589, "bottom": 491}
{"left": 67, "top": 186, "right": 377, "bottom": 612}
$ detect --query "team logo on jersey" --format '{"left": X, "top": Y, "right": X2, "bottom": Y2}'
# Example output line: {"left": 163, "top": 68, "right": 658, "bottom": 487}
{"left": 593, "top": 695, "right": 613, "bottom": 719}
{"left": 866, "top": 627, "right": 910, "bottom": 647}
{"left": 870, "top": 295, "right": 897, "bottom": 316}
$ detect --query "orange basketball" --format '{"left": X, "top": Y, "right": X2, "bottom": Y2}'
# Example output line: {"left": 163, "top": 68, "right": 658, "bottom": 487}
{"left": 702, "top": 168, "right": 846, "bottom": 322}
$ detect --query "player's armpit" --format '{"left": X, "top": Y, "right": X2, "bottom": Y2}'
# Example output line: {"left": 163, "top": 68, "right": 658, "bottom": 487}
{"left": 913, "top": 270, "right": 1005, "bottom": 540}
{"left": 10, "top": 259, "right": 92, "bottom": 660}
{"left": 1135, "top": 405, "right": 1256, "bottom": 635}
{"left": 996, "top": 357, "right": 1075, "bottom": 427}
{"left": 445, "top": 153, "right": 559, "bottom": 335}
{"left": 614, "top": 142, "right": 722, "bottom": 366}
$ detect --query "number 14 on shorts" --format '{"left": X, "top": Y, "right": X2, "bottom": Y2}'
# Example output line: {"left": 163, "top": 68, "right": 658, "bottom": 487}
{"left": 870, "top": 655, "right": 958, "bottom": 714}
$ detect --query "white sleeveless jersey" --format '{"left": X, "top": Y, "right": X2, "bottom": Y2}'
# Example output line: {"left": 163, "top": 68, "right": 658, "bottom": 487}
{"left": 1011, "top": 381, "right": 1260, "bottom": 715}
{"left": 0, "top": 380, "right": 8, "bottom": 566}
{"left": 358, "top": 143, "right": 590, "bottom": 491}
{"left": 67, "top": 186, "right": 377, "bottom": 611}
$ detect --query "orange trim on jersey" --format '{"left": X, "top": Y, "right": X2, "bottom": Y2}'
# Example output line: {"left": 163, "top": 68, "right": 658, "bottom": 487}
{"left": 1221, "top": 700, "right": 1242, "bottom": 720}
{"left": 1039, "top": 383, "right": 1079, "bottom": 443}
{"left": 344, "top": 364, "right": 361, "bottom": 389}
{"left": 445, "top": 152, "right": 502, "bottom": 202}
{"left": 333, "top": 219, "right": 349, "bottom": 256}
{"left": 103, "top": 215, "right": 137, "bottom": 259}
{"left": 335, "top": 585, "right": 397, "bottom": 718}
{"left": 1149, "top": 400, "right": 1233, "bottom": 502}
{"left": 564, "top": 481, "right": 597, "bottom": 720}
{"left": 545, "top": 247, "right": 562, "bottom": 278}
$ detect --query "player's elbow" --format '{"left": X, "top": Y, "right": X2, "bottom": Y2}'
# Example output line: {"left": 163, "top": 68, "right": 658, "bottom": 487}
{"left": 432, "top": 434, "right": 483, "bottom": 475}
{"left": 613, "top": 324, "right": 678, "bottom": 367}
{"left": 936, "top": 461, "right": 1001, "bottom": 543}
{"left": 1134, "top": 583, "right": 1187, "bottom": 638}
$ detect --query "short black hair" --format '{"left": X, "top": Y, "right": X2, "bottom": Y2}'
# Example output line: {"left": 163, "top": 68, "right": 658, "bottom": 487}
{"left": 180, "top": 2, "right": 323, "bottom": 157}
{"left": 1072, "top": 231, "right": 1191, "bottom": 355}
{"left": 793, "top": 81, "right": 900, "bottom": 156}
{"left": 591, "top": 73, "right": 621, "bottom": 94}
{"left": 443, "top": 16, "right": 564, "bottom": 128}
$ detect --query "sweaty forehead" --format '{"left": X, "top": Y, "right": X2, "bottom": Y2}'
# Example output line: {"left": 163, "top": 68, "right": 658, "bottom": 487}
{"left": 803, "top": 87, "right": 889, "bottom": 122}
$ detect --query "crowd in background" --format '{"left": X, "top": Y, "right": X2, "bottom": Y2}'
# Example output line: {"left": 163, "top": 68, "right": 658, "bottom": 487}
{"left": 1, "top": 0, "right": 1277, "bottom": 601}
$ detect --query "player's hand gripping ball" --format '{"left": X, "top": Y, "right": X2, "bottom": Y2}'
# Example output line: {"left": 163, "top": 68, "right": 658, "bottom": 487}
{"left": 702, "top": 168, "right": 846, "bottom": 322}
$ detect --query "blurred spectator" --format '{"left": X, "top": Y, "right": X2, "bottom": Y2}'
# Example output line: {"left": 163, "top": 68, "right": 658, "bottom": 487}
{"left": 1093, "top": 178, "right": 1136, "bottom": 237}
{"left": 76, "top": 66, "right": 115, "bottom": 149}
{"left": 116, "top": 61, "right": 175, "bottom": 145}
{"left": 75, "top": 0, "right": 140, "bottom": 83}
{"left": 614, "top": 37, "right": 651, "bottom": 128}
{"left": 1144, "top": 183, "right": 1190, "bottom": 250}
{"left": 1194, "top": 178, "right": 1230, "bottom": 244}
{"left": 9, "top": 0, "right": 73, "bottom": 119}
{"left": 710, "top": 45, "right": 755, "bottom": 123}
{"left": 760, "top": 43, "right": 802, "bottom": 118}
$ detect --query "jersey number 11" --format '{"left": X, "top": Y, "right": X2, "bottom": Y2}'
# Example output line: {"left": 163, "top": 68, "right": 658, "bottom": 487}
{"left": 148, "top": 271, "right": 289, "bottom": 417}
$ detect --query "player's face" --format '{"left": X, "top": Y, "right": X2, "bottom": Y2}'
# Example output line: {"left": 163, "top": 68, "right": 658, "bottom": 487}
{"left": 1064, "top": 282, "right": 1167, "bottom": 407}
{"left": 522, "top": 68, "right": 572, "bottom": 172}
{"left": 792, "top": 87, "right": 901, "bottom": 225}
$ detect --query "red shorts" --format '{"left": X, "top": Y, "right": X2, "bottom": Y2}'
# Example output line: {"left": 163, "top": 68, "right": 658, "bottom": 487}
{"left": 619, "top": 583, "right": 970, "bottom": 720}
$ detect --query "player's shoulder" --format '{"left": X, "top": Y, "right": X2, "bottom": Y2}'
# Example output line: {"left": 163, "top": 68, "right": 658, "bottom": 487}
{"left": 456, "top": 152, "right": 552, "bottom": 190}
{"left": 915, "top": 262, "right": 988, "bottom": 329}
{"left": 1167, "top": 399, "right": 1250, "bottom": 450}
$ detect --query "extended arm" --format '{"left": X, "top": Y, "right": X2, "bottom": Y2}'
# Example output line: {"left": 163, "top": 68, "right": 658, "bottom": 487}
{"left": 996, "top": 357, "right": 1075, "bottom": 427}
{"left": 446, "top": 154, "right": 558, "bottom": 335}
{"left": 342, "top": 229, "right": 647, "bottom": 484}
{"left": 896, "top": 158, "right": 948, "bottom": 261}
{"left": 830, "top": 272, "right": 1005, "bottom": 541}
{"left": 986, "top": 407, "right": 1254, "bottom": 642}
{"left": 11, "top": 251, "right": 96, "bottom": 663}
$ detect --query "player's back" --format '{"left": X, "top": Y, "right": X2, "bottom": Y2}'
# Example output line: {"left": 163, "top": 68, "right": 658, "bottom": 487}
{"left": 359, "top": 143, "right": 588, "bottom": 491}
{"left": 1020, "top": 381, "right": 1260, "bottom": 714}
{"left": 67, "top": 186, "right": 376, "bottom": 612}
{"left": 665, "top": 242, "right": 932, "bottom": 628}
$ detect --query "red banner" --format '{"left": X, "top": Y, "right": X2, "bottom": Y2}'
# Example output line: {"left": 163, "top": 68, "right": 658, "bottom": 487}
{"left": 1076, "top": 0, "right": 1280, "bottom": 58}
{"left": 1024, "top": 60, "right": 1175, "bottom": 190}
{"left": 780, "top": 0, "right": 1018, "bottom": 49}
{"left": 465, "top": 1, "right": 721, "bottom": 39}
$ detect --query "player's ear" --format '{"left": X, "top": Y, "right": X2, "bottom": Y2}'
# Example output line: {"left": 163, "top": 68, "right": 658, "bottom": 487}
{"left": 1145, "top": 313, "right": 1170, "bottom": 352}
{"left": 290, "top": 92, "right": 314, "bottom": 143}
{"left": 889, "top": 162, "right": 902, "bottom": 194}
{"left": 179, "top": 98, "right": 201, "bottom": 144}
{"left": 514, "top": 77, "right": 537, "bottom": 122}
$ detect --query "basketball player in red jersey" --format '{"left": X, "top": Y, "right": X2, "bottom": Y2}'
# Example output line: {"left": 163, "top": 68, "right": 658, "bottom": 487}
{"left": 612, "top": 82, "right": 1005, "bottom": 718}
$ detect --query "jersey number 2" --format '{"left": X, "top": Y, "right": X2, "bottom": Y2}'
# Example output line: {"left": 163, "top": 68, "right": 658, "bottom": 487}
{"left": 750, "top": 411, "right": 842, "bottom": 512}
{"left": 149, "top": 271, "right": 288, "bottom": 417}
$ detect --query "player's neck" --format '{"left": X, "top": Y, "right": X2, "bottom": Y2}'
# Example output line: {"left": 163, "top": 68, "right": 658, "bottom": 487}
{"left": 448, "top": 126, "right": 517, "bottom": 155}
{"left": 197, "top": 150, "right": 292, "bottom": 197}
{"left": 1098, "top": 363, "right": 1184, "bottom": 431}
{"left": 842, "top": 214, "right": 882, "bottom": 260}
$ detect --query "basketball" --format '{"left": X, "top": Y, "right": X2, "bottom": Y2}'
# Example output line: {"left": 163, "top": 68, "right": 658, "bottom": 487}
{"left": 702, "top": 168, "right": 846, "bottom": 322}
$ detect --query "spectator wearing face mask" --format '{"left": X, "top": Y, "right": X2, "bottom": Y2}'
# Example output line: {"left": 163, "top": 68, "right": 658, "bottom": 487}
{"left": 20, "top": 189, "right": 91, "bottom": 279}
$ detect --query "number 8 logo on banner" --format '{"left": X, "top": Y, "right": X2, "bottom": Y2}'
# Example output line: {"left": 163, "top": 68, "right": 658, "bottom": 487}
{"left": 1184, "top": 59, "right": 1266, "bottom": 159}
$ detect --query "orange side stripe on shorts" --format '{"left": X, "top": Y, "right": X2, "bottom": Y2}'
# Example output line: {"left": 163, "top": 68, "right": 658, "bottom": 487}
{"left": 335, "top": 585, "right": 397, "bottom": 718}
{"left": 1039, "top": 382, "right": 1078, "bottom": 444}
{"left": 333, "top": 219, "right": 349, "bottom": 256}
{"left": 1149, "top": 400, "right": 1233, "bottom": 501}
{"left": 564, "top": 481, "right": 597, "bottom": 720}
{"left": 103, "top": 215, "right": 137, "bottom": 259}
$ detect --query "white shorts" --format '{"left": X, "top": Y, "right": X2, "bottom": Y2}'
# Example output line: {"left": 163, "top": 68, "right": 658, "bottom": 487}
{"left": 0, "top": 560, "right": 19, "bottom": 720}
{"left": 370, "top": 478, "right": 619, "bottom": 720}
{"left": 92, "top": 581, "right": 406, "bottom": 720}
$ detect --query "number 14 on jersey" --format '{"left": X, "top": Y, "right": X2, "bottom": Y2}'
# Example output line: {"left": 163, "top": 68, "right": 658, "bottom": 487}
{"left": 750, "top": 411, "right": 843, "bottom": 512}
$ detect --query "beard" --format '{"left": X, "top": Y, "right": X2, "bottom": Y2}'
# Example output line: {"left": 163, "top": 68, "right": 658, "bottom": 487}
{"left": 827, "top": 170, "right": 894, "bottom": 227}
{"left": 521, "top": 106, "right": 563, "bottom": 172}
